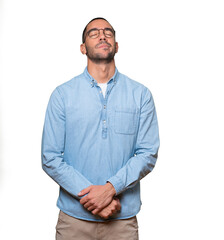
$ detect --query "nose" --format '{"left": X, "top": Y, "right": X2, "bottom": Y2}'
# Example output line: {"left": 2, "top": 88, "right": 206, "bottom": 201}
{"left": 99, "top": 29, "right": 106, "bottom": 41}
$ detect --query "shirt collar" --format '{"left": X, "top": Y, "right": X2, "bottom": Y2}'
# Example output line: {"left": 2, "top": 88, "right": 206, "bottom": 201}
{"left": 83, "top": 67, "right": 119, "bottom": 88}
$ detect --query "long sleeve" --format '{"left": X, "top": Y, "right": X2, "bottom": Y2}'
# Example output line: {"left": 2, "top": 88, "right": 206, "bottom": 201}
{"left": 107, "top": 88, "right": 160, "bottom": 195}
{"left": 41, "top": 88, "right": 93, "bottom": 199}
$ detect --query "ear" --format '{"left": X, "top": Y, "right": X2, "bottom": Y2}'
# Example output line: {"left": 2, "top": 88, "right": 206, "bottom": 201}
{"left": 80, "top": 43, "right": 87, "bottom": 55}
{"left": 115, "top": 42, "right": 119, "bottom": 53}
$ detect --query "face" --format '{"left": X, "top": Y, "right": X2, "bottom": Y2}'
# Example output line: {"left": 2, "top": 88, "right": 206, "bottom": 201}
{"left": 80, "top": 19, "right": 118, "bottom": 64}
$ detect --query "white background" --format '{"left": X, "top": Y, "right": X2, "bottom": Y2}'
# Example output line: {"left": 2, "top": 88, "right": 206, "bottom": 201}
{"left": 0, "top": 0, "right": 224, "bottom": 239}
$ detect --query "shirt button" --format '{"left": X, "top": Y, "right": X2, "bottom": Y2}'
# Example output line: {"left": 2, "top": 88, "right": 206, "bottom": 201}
{"left": 103, "top": 120, "right": 106, "bottom": 124}
{"left": 104, "top": 105, "right": 106, "bottom": 109}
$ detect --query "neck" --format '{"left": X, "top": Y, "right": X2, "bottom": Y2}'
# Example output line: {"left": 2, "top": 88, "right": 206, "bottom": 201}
{"left": 87, "top": 59, "right": 116, "bottom": 84}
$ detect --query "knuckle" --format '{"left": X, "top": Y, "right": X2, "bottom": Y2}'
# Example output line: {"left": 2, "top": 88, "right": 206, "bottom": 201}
{"left": 94, "top": 203, "right": 99, "bottom": 208}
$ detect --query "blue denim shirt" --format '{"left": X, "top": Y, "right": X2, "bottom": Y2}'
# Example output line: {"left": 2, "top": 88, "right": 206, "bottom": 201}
{"left": 41, "top": 67, "right": 160, "bottom": 221}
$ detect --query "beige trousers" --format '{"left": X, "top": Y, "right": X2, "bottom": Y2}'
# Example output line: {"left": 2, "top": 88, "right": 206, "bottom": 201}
{"left": 56, "top": 210, "right": 139, "bottom": 240}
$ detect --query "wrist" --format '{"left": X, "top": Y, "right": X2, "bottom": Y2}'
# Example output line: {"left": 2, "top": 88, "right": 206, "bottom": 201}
{"left": 105, "top": 182, "right": 116, "bottom": 196}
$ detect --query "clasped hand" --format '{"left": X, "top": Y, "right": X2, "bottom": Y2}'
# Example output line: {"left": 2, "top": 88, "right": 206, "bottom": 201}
{"left": 78, "top": 183, "right": 120, "bottom": 219}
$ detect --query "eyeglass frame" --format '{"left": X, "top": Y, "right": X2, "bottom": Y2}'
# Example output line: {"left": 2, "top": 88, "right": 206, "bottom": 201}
{"left": 83, "top": 27, "right": 115, "bottom": 43}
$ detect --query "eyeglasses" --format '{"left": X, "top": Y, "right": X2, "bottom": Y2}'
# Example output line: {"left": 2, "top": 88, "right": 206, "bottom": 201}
{"left": 85, "top": 28, "right": 115, "bottom": 40}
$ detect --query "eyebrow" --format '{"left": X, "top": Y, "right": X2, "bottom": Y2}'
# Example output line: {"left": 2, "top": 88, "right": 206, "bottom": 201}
{"left": 87, "top": 28, "right": 98, "bottom": 33}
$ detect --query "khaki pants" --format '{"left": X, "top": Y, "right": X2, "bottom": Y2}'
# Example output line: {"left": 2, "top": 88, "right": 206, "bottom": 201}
{"left": 56, "top": 210, "right": 139, "bottom": 240}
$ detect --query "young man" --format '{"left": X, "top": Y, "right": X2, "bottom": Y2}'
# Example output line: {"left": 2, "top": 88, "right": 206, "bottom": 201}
{"left": 41, "top": 17, "right": 160, "bottom": 240}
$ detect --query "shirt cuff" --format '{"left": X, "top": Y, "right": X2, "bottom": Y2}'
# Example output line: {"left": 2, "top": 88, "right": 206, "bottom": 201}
{"left": 107, "top": 175, "right": 125, "bottom": 196}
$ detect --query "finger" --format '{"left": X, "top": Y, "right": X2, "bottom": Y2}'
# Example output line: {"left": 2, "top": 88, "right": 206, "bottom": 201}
{"left": 115, "top": 198, "right": 120, "bottom": 204}
{"left": 92, "top": 208, "right": 101, "bottom": 215}
{"left": 84, "top": 202, "right": 93, "bottom": 209}
{"left": 99, "top": 210, "right": 111, "bottom": 219}
{"left": 87, "top": 205, "right": 95, "bottom": 211}
{"left": 111, "top": 206, "right": 116, "bottom": 214}
{"left": 102, "top": 211, "right": 110, "bottom": 219}
{"left": 115, "top": 199, "right": 121, "bottom": 210}
{"left": 78, "top": 186, "right": 92, "bottom": 197}
{"left": 118, "top": 201, "right": 121, "bottom": 209}
{"left": 115, "top": 203, "right": 121, "bottom": 211}
{"left": 107, "top": 209, "right": 114, "bottom": 218}
{"left": 109, "top": 211, "right": 114, "bottom": 216}
{"left": 80, "top": 196, "right": 88, "bottom": 205}
{"left": 101, "top": 214, "right": 109, "bottom": 219}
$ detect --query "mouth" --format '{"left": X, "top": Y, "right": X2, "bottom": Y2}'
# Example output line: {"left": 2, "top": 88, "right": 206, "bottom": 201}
{"left": 98, "top": 45, "right": 110, "bottom": 48}
{"left": 96, "top": 42, "right": 111, "bottom": 49}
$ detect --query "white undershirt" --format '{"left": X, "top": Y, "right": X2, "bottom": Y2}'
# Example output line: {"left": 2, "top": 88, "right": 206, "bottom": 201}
{"left": 97, "top": 83, "right": 108, "bottom": 98}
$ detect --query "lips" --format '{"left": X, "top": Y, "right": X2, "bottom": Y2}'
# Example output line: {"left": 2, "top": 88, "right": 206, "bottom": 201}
{"left": 98, "top": 44, "right": 110, "bottom": 48}
{"left": 96, "top": 42, "right": 111, "bottom": 49}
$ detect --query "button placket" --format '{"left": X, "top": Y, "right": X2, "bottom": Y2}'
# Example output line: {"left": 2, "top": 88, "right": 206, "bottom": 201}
{"left": 102, "top": 96, "right": 107, "bottom": 139}
{"left": 93, "top": 78, "right": 116, "bottom": 139}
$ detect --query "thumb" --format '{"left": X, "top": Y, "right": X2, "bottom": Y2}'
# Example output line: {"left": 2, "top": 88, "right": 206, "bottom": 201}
{"left": 78, "top": 185, "right": 92, "bottom": 197}
{"left": 114, "top": 198, "right": 121, "bottom": 210}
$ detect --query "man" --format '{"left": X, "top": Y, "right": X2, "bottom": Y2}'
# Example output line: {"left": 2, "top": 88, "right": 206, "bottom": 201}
{"left": 41, "top": 17, "right": 160, "bottom": 240}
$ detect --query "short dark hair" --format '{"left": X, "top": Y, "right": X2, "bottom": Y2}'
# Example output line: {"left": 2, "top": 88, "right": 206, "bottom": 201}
{"left": 82, "top": 17, "right": 115, "bottom": 43}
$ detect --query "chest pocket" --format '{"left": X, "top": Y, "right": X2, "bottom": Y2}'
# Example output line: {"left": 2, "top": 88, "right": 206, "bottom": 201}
{"left": 114, "top": 109, "right": 138, "bottom": 135}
